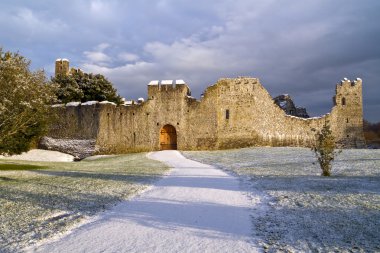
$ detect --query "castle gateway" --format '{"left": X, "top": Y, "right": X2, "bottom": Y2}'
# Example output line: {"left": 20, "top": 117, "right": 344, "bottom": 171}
{"left": 46, "top": 60, "right": 365, "bottom": 155}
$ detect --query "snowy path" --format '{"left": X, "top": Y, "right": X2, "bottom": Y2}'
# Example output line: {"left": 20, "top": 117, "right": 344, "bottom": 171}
{"left": 31, "top": 151, "right": 259, "bottom": 253}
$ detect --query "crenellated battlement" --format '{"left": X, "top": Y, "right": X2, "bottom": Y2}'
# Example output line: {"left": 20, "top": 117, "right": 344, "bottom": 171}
{"left": 147, "top": 79, "right": 191, "bottom": 99}
{"left": 336, "top": 77, "right": 362, "bottom": 93}
{"left": 334, "top": 77, "right": 362, "bottom": 107}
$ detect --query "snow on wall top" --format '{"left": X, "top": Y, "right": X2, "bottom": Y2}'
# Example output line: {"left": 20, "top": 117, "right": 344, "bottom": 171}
{"left": 340, "top": 77, "right": 362, "bottom": 85}
{"left": 57, "top": 101, "right": 116, "bottom": 107}
{"left": 148, "top": 80, "right": 186, "bottom": 86}
{"left": 285, "top": 112, "right": 330, "bottom": 120}
{"left": 161, "top": 80, "right": 173, "bottom": 85}
{"left": 99, "top": 101, "right": 116, "bottom": 106}
{"left": 148, "top": 80, "right": 159, "bottom": 86}
{"left": 82, "top": 101, "right": 98, "bottom": 106}
{"left": 66, "top": 102, "right": 81, "bottom": 107}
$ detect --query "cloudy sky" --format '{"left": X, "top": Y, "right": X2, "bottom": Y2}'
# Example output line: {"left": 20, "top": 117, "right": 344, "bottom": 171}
{"left": 1, "top": 0, "right": 379, "bottom": 122}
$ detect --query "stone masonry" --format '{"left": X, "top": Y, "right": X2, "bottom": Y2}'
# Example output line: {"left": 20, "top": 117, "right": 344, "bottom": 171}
{"left": 46, "top": 62, "right": 366, "bottom": 156}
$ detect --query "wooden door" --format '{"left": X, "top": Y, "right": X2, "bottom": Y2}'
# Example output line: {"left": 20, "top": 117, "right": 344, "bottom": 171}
{"left": 160, "top": 125, "right": 177, "bottom": 150}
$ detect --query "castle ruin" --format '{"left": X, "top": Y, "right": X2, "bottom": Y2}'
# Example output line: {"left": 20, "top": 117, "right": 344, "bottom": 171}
{"left": 46, "top": 59, "right": 366, "bottom": 156}
{"left": 273, "top": 94, "right": 309, "bottom": 118}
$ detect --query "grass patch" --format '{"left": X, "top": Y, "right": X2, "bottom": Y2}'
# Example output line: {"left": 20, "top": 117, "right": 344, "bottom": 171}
{"left": 0, "top": 163, "right": 47, "bottom": 171}
{"left": 0, "top": 152, "right": 168, "bottom": 252}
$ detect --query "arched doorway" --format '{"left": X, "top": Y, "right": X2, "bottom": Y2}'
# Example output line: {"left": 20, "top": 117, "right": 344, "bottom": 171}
{"left": 160, "top": 125, "right": 177, "bottom": 150}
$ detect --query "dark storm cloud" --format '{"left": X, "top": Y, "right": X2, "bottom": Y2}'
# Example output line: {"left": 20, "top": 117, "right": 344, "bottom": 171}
{"left": 1, "top": 0, "right": 379, "bottom": 121}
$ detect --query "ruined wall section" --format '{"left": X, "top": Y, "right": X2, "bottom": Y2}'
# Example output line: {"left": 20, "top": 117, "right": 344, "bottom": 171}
{"left": 189, "top": 84, "right": 220, "bottom": 149}
{"left": 212, "top": 78, "right": 329, "bottom": 148}
{"left": 212, "top": 78, "right": 263, "bottom": 148}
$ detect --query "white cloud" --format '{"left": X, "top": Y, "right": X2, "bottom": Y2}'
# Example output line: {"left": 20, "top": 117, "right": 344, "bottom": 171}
{"left": 79, "top": 22, "right": 253, "bottom": 99}
{"left": 83, "top": 43, "right": 112, "bottom": 64}
{"left": 90, "top": 0, "right": 110, "bottom": 14}
{"left": 96, "top": 43, "right": 110, "bottom": 51}
{"left": 82, "top": 61, "right": 160, "bottom": 98}
{"left": 83, "top": 51, "right": 111, "bottom": 63}
{"left": 8, "top": 8, "right": 68, "bottom": 38}
{"left": 118, "top": 52, "right": 140, "bottom": 62}
{"left": 16, "top": 8, "right": 37, "bottom": 25}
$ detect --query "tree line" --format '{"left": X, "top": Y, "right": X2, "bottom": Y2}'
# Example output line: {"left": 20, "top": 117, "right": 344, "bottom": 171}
{"left": 0, "top": 48, "right": 121, "bottom": 155}
{"left": 363, "top": 120, "right": 380, "bottom": 146}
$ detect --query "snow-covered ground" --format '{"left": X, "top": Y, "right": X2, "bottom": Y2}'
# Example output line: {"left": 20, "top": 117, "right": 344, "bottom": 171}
{"left": 0, "top": 152, "right": 168, "bottom": 252}
{"left": 183, "top": 147, "right": 380, "bottom": 252}
{"left": 29, "top": 151, "right": 260, "bottom": 253}
{"left": 2, "top": 148, "right": 378, "bottom": 252}
{"left": 0, "top": 149, "right": 74, "bottom": 162}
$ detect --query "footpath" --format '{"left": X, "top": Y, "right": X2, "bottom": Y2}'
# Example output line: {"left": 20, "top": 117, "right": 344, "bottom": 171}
{"left": 31, "top": 150, "right": 259, "bottom": 252}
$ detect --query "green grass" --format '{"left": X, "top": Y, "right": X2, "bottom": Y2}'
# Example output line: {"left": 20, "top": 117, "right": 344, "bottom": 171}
{"left": 0, "top": 163, "right": 47, "bottom": 171}
{"left": 0, "top": 153, "right": 168, "bottom": 252}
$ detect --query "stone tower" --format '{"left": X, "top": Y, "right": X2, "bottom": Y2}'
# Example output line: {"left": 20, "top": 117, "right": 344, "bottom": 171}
{"left": 55, "top": 58, "right": 70, "bottom": 77}
{"left": 332, "top": 78, "right": 366, "bottom": 147}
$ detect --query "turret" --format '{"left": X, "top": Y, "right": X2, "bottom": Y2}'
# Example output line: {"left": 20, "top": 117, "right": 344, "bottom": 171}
{"left": 332, "top": 78, "right": 365, "bottom": 147}
{"left": 55, "top": 58, "right": 70, "bottom": 77}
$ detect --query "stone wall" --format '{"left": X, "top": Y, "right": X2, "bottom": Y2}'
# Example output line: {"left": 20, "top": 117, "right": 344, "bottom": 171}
{"left": 213, "top": 78, "right": 323, "bottom": 148}
{"left": 45, "top": 77, "right": 365, "bottom": 156}
{"left": 48, "top": 102, "right": 100, "bottom": 139}
{"left": 330, "top": 78, "right": 366, "bottom": 147}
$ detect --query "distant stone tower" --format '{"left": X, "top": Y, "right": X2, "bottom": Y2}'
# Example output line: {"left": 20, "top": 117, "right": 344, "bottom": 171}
{"left": 55, "top": 58, "right": 70, "bottom": 77}
{"left": 332, "top": 78, "right": 366, "bottom": 147}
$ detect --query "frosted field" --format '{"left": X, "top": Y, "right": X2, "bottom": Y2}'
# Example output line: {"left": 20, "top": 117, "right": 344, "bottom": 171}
{"left": 183, "top": 148, "right": 380, "bottom": 253}
{"left": 0, "top": 152, "right": 168, "bottom": 252}
{"left": 32, "top": 151, "right": 260, "bottom": 253}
